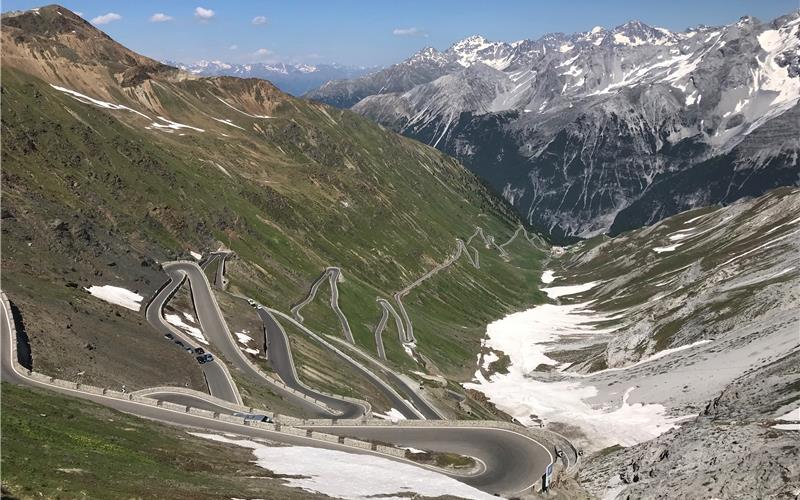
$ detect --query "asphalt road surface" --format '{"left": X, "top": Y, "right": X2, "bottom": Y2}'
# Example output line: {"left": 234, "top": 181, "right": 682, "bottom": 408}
{"left": 257, "top": 308, "right": 370, "bottom": 418}
{"left": 1, "top": 293, "right": 553, "bottom": 497}
{"left": 306, "top": 424, "right": 552, "bottom": 496}
{"left": 162, "top": 262, "right": 349, "bottom": 418}
{"left": 145, "top": 268, "right": 242, "bottom": 404}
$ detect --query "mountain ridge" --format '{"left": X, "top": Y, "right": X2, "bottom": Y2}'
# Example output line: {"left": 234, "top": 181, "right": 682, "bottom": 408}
{"left": 307, "top": 12, "right": 800, "bottom": 242}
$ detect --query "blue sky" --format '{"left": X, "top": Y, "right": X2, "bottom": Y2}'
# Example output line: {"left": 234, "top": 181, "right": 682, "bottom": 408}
{"left": 3, "top": 1, "right": 799, "bottom": 66}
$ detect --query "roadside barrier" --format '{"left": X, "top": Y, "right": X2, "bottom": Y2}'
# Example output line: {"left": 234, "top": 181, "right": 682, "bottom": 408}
{"left": 3, "top": 289, "right": 578, "bottom": 484}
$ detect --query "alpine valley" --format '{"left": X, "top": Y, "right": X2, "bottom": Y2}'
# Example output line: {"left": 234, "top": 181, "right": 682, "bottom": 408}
{"left": 1, "top": 4, "right": 798, "bottom": 500}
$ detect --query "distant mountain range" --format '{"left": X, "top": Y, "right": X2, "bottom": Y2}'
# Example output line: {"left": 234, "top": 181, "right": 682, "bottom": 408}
{"left": 306, "top": 13, "right": 800, "bottom": 241}
{"left": 163, "top": 60, "right": 379, "bottom": 96}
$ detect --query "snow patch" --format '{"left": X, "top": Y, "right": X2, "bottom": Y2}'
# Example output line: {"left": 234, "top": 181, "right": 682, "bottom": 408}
{"left": 151, "top": 116, "right": 205, "bottom": 132}
{"left": 211, "top": 117, "right": 245, "bottom": 130}
{"left": 84, "top": 285, "right": 143, "bottom": 311}
{"left": 540, "top": 281, "right": 599, "bottom": 299}
{"left": 772, "top": 407, "right": 800, "bottom": 431}
{"left": 51, "top": 85, "right": 151, "bottom": 120}
{"left": 188, "top": 433, "right": 494, "bottom": 500}
{"left": 235, "top": 331, "right": 253, "bottom": 344}
{"left": 541, "top": 270, "right": 556, "bottom": 284}
{"left": 653, "top": 243, "right": 681, "bottom": 253}
{"left": 372, "top": 408, "right": 408, "bottom": 421}
{"left": 464, "top": 299, "right": 695, "bottom": 449}
{"left": 164, "top": 313, "right": 209, "bottom": 345}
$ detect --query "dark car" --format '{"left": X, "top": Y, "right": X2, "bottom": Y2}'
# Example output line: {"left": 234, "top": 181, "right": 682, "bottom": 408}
{"left": 174, "top": 340, "right": 184, "bottom": 348}
{"left": 185, "top": 346, "right": 193, "bottom": 352}
{"left": 196, "top": 355, "right": 207, "bottom": 365}
{"left": 194, "top": 347, "right": 205, "bottom": 355}
{"left": 164, "top": 333, "right": 174, "bottom": 340}
{"left": 203, "top": 353, "right": 214, "bottom": 362}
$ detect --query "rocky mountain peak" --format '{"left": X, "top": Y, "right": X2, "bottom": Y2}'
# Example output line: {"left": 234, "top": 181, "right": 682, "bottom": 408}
{"left": 405, "top": 46, "right": 450, "bottom": 66}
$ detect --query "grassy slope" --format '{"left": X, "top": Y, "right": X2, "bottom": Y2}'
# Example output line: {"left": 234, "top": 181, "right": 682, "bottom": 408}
{"left": 0, "top": 383, "right": 327, "bottom": 500}
{"left": 1, "top": 8, "right": 546, "bottom": 412}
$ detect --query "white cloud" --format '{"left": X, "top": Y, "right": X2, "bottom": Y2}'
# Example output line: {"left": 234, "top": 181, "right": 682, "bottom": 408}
{"left": 393, "top": 27, "right": 427, "bottom": 37}
{"left": 194, "top": 7, "right": 215, "bottom": 21}
{"left": 149, "top": 13, "right": 173, "bottom": 23}
{"left": 254, "top": 48, "right": 272, "bottom": 58}
{"left": 75, "top": 11, "right": 83, "bottom": 17}
{"left": 252, "top": 15, "right": 268, "bottom": 25}
{"left": 91, "top": 12, "right": 121, "bottom": 25}
{"left": 228, "top": 44, "right": 238, "bottom": 50}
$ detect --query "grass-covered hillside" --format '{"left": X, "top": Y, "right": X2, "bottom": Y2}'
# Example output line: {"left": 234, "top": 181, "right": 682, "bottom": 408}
{"left": 1, "top": 5, "right": 547, "bottom": 410}
{"left": 0, "top": 383, "right": 328, "bottom": 499}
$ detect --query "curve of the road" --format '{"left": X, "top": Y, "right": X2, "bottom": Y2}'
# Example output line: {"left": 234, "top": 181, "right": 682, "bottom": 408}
{"left": 154, "top": 261, "right": 348, "bottom": 418}
{"left": 266, "top": 308, "right": 434, "bottom": 420}
{"left": 290, "top": 267, "right": 354, "bottom": 344}
{"left": 256, "top": 306, "right": 368, "bottom": 418}
{"left": 145, "top": 268, "right": 243, "bottom": 405}
{"left": 1, "top": 293, "right": 553, "bottom": 497}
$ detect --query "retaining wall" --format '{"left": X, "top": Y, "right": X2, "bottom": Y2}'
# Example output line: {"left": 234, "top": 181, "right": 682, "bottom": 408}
{"left": 160, "top": 401, "right": 189, "bottom": 412}
{"left": 309, "top": 431, "right": 342, "bottom": 444}
{"left": 187, "top": 407, "right": 217, "bottom": 419}
{"left": 79, "top": 384, "right": 106, "bottom": 395}
{"left": 375, "top": 444, "right": 406, "bottom": 458}
{"left": 342, "top": 437, "right": 373, "bottom": 450}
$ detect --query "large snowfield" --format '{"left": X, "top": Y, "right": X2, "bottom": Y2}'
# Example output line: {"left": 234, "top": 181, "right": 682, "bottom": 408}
{"left": 189, "top": 433, "right": 495, "bottom": 500}
{"left": 463, "top": 297, "right": 692, "bottom": 450}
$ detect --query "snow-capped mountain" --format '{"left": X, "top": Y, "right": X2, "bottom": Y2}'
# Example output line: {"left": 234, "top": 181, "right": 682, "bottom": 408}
{"left": 307, "top": 13, "right": 800, "bottom": 241}
{"left": 167, "top": 60, "right": 377, "bottom": 96}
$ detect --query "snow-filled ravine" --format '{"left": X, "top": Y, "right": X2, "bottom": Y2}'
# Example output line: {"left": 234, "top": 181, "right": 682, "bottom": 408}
{"left": 463, "top": 270, "right": 696, "bottom": 451}
{"left": 189, "top": 433, "right": 495, "bottom": 500}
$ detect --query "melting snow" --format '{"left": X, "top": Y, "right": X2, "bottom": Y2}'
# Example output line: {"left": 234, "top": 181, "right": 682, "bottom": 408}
{"left": 653, "top": 243, "right": 681, "bottom": 253}
{"left": 84, "top": 285, "right": 143, "bottom": 311}
{"left": 373, "top": 408, "right": 408, "bottom": 421}
{"left": 481, "top": 351, "right": 500, "bottom": 369}
{"left": 772, "top": 407, "right": 800, "bottom": 431}
{"left": 164, "top": 313, "right": 209, "bottom": 345}
{"left": 464, "top": 300, "right": 691, "bottom": 449}
{"left": 189, "top": 433, "right": 494, "bottom": 500}
{"left": 235, "top": 331, "right": 253, "bottom": 344}
{"left": 211, "top": 117, "right": 245, "bottom": 130}
{"left": 150, "top": 116, "right": 205, "bottom": 132}
{"left": 541, "top": 270, "right": 556, "bottom": 284}
{"left": 51, "top": 85, "right": 151, "bottom": 120}
{"left": 668, "top": 229, "right": 695, "bottom": 241}
{"left": 540, "top": 281, "right": 599, "bottom": 299}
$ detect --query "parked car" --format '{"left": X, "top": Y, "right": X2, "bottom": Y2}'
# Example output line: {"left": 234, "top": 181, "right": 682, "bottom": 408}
{"left": 194, "top": 347, "right": 205, "bottom": 355}
{"left": 174, "top": 340, "right": 184, "bottom": 348}
{"left": 247, "top": 299, "right": 257, "bottom": 307}
{"left": 203, "top": 353, "right": 214, "bottom": 362}
{"left": 164, "top": 333, "right": 174, "bottom": 340}
{"left": 196, "top": 355, "right": 207, "bottom": 365}
{"left": 233, "top": 412, "right": 273, "bottom": 423}
{"left": 185, "top": 346, "right": 193, "bottom": 352}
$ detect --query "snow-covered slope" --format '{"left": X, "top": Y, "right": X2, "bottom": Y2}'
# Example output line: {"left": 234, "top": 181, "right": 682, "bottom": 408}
{"left": 312, "top": 12, "right": 800, "bottom": 242}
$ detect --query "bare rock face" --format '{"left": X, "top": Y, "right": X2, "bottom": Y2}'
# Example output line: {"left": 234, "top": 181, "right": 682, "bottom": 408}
{"left": 579, "top": 350, "right": 800, "bottom": 499}
{"left": 311, "top": 12, "right": 800, "bottom": 242}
